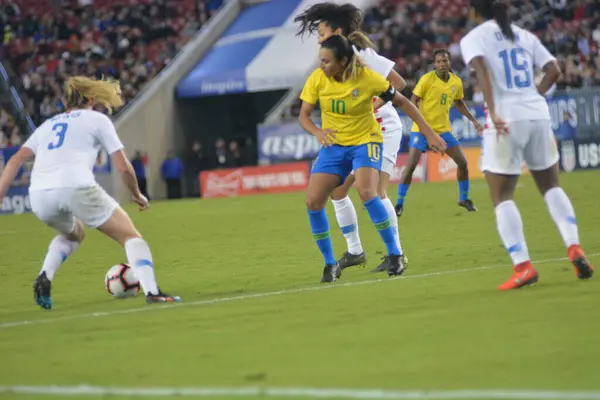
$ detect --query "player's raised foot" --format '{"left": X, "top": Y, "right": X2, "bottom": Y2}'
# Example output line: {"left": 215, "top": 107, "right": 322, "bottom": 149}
{"left": 458, "top": 199, "right": 477, "bottom": 212}
{"left": 568, "top": 245, "right": 594, "bottom": 280}
{"left": 321, "top": 264, "right": 340, "bottom": 283}
{"left": 387, "top": 254, "right": 407, "bottom": 277}
{"left": 33, "top": 271, "right": 52, "bottom": 310}
{"left": 146, "top": 290, "right": 182, "bottom": 304}
{"left": 338, "top": 251, "right": 367, "bottom": 270}
{"left": 395, "top": 203, "right": 404, "bottom": 217}
{"left": 497, "top": 262, "right": 538, "bottom": 291}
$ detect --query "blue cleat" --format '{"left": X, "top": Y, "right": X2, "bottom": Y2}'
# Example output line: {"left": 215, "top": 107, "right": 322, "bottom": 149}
{"left": 33, "top": 272, "right": 53, "bottom": 310}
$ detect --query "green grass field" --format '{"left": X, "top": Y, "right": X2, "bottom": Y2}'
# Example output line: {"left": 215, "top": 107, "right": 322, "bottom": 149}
{"left": 1, "top": 171, "right": 600, "bottom": 400}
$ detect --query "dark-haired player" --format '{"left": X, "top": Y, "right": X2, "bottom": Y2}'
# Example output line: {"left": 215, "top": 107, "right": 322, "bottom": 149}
{"left": 461, "top": 0, "right": 593, "bottom": 289}
{"left": 395, "top": 49, "right": 483, "bottom": 217}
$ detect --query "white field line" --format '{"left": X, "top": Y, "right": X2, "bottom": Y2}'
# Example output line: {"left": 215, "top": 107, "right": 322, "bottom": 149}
{"left": 1, "top": 385, "right": 600, "bottom": 399}
{"left": 0, "top": 253, "right": 597, "bottom": 331}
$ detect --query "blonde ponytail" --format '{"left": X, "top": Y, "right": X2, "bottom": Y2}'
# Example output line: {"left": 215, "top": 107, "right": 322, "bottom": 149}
{"left": 347, "top": 31, "right": 376, "bottom": 50}
{"left": 64, "top": 76, "right": 124, "bottom": 114}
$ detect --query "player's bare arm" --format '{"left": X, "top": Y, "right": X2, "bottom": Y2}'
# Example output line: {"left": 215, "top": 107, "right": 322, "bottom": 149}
{"left": 469, "top": 56, "right": 507, "bottom": 135}
{"left": 537, "top": 60, "right": 561, "bottom": 96}
{"left": 0, "top": 146, "right": 34, "bottom": 200}
{"left": 454, "top": 99, "right": 484, "bottom": 135}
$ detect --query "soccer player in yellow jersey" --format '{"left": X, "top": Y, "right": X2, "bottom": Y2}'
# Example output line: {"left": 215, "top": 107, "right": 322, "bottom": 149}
{"left": 395, "top": 49, "right": 484, "bottom": 217}
{"left": 299, "top": 35, "right": 446, "bottom": 282}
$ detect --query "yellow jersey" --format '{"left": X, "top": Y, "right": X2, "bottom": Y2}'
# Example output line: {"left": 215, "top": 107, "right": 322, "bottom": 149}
{"left": 410, "top": 70, "right": 464, "bottom": 134}
{"left": 300, "top": 67, "right": 390, "bottom": 146}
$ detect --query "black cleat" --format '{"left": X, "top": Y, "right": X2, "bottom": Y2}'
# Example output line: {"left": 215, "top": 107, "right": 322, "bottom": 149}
{"left": 146, "top": 289, "right": 182, "bottom": 304}
{"left": 395, "top": 203, "right": 404, "bottom": 217}
{"left": 321, "top": 264, "right": 340, "bottom": 283}
{"left": 458, "top": 199, "right": 477, "bottom": 212}
{"left": 337, "top": 251, "right": 367, "bottom": 270}
{"left": 372, "top": 254, "right": 408, "bottom": 273}
{"left": 387, "top": 254, "right": 408, "bottom": 277}
{"left": 33, "top": 272, "right": 52, "bottom": 310}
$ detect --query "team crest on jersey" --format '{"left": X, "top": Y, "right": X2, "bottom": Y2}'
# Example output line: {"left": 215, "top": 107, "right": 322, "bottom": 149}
{"left": 451, "top": 86, "right": 456, "bottom": 93}
{"left": 352, "top": 89, "right": 359, "bottom": 98}
{"left": 560, "top": 140, "right": 576, "bottom": 173}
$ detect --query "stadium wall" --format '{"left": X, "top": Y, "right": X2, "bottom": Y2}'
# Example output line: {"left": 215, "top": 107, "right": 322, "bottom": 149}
{"left": 110, "top": 0, "right": 244, "bottom": 203}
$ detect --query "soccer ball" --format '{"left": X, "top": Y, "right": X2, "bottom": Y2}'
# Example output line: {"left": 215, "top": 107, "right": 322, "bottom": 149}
{"left": 105, "top": 264, "right": 140, "bottom": 298}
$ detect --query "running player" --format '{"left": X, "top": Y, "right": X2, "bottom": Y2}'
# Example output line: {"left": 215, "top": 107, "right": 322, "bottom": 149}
{"left": 461, "top": 0, "right": 593, "bottom": 289}
{"left": 295, "top": 2, "right": 408, "bottom": 274}
{"left": 0, "top": 76, "right": 182, "bottom": 309}
{"left": 395, "top": 49, "right": 483, "bottom": 217}
{"left": 299, "top": 35, "right": 446, "bottom": 282}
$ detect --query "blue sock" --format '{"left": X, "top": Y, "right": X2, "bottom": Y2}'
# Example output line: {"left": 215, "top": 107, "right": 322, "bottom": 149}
{"left": 458, "top": 180, "right": 470, "bottom": 201}
{"left": 363, "top": 197, "right": 400, "bottom": 256}
{"left": 308, "top": 209, "right": 336, "bottom": 265}
{"left": 396, "top": 183, "right": 409, "bottom": 206}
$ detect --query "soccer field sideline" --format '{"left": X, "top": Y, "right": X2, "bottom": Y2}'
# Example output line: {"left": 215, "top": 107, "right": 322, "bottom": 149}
{"left": 2, "top": 384, "right": 600, "bottom": 399}
{"left": 2, "top": 252, "right": 596, "bottom": 331}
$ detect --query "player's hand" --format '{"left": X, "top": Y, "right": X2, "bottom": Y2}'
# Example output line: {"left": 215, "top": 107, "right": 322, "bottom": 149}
{"left": 422, "top": 128, "right": 447, "bottom": 155}
{"left": 132, "top": 193, "right": 149, "bottom": 211}
{"left": 491, "top": 112, "right": 508, "bottom": 138}
{"left": 315, "top": 128, "right": 336, "bottom": 147}
{"left": 473, "top": 121, "right": 484, "bottom": 136}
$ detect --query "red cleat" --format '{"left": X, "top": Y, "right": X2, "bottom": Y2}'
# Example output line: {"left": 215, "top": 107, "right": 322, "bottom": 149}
{"left": 568, "top": 245, "right": 594, "bottom": 280}
{"left": 497, "top": 262, "right": 539, "bottom": 291}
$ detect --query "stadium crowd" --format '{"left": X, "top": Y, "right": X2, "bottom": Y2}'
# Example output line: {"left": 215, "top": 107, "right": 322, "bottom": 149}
{"left": 0, "top": 0, "right": 223, "bottom": 127}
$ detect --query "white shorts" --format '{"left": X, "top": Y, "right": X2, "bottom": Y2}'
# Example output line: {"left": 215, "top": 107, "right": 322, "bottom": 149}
{"left": 482, "top": 119, "right": 559, "bottom": 175}
{"left": 381, "top": 127, "right": 403, "bottom": 176}
{"left": 349, "top": 127, "right": 403, "bottom": 177}
{"left": 30, "top": 185, "right": 119, "bottom": 234}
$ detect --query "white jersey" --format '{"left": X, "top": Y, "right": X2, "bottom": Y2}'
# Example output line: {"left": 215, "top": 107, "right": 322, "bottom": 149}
{"left": 24, "top": 109, "right": 124, "bottom": 191}
{"left": 460, "top": 20, "right": 555, "bottom": 124}
{"left": 354, "top": 47, "right": 403, "bottom": 135}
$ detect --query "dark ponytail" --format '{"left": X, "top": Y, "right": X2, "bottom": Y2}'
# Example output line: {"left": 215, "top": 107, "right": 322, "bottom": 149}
{"left": 470, "top": 0, "right": 515, "bottom": 42}
{"left": 294, "top": 2, "right": 363, "bottom": 38}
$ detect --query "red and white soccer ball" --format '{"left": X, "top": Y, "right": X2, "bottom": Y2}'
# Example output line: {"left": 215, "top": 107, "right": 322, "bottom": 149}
{"left": 105, "top": 264, "right": 140, "bottom": 298}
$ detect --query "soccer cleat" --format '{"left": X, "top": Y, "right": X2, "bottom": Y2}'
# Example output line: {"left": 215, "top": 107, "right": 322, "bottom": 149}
{"left": 33, "top": 271, "right": 52, "bottom": 310}
{"left": 395, "top": 203, "right": 404, "bottom": 217}
{"left": 387, "top": 254, "right": 408, "bottom": 276}
{"left": 458, "top": 199, "right": 477, "bottom": 212}
{"left": 146, "top": 289, "right": 182, "bottom": 304}
{"left": 337, "top": 251, "right": 367, "bottom": 270}
{"left": 568, "top": 245, "right": 594, "bottom": 280}
{"left": 321, "top": 264, "right": 340, "bottom": 283}
{"left": 497, "top": 262, "right": 539, "bottom": 291}
{"left": 371, "top": 254, "right": 408, "bottom": 273}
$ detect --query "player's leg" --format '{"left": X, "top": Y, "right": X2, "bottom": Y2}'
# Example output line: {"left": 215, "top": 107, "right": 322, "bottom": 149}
{"left": 30, "top": 189, "right": 85, "bottom": 310}
{"left": 443, "top": 133, "right": 477, "bottom": 212}
{"left": 483, "top": 123, "right": 537, "bottom": 290}
{"left": 396, "top": 132, "right": 426, "bottom": 217}
{"left": 330, "top": 174, "right": 367, "bottom": 270}
{"left": 71, "top": 185, "right": 180, "bottom": 302}
{"left": 353, "top": 143, "right": 404, "bottom": 277}
{"left": 307, "top": 146, "right": 347, "bottom": 282}
{"left": 526, "top": 120, "right": 593, "bottom": 280}
{"left": 372, "top": 132, "right": 408, "bottom": 273}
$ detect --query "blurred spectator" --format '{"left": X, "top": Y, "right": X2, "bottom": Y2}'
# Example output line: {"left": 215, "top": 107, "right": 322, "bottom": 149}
{"left": 211, "top": 137, "right": 230, "bottom": 169}
{"left": 185, "top": 140, "right": 208, "bottom": 197}
{"left": 161, "top": 150, "right": 183, "bottom": 199}
{"left": 131, "top": 150, "right": 149, "bottom": 200}
{"left": 229, "top": 140, "right": 243, "bottom": 167}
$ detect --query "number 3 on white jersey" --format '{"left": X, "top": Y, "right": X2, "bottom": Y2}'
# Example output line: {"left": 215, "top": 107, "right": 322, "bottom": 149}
{"left": 48, "top": 123, "right": 69, "bottom": 150}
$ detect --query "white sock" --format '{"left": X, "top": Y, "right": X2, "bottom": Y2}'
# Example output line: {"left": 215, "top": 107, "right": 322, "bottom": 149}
{"left": 495, "top": 201, "right": 530, "bottom": 265}
{"left": 332, "top": 196, "right": 363, "bottom": 255}
{"left": 382, "top": 197, "right": 403, "bottom": 255}
{"left": 124, "top": 238, "right": 159, "bottom": 295}
{"left": 544, "top": 187, "right": 580, "bottom": 247}
{"left": 40, "top": 235, "right": 80, "bottom": 281}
